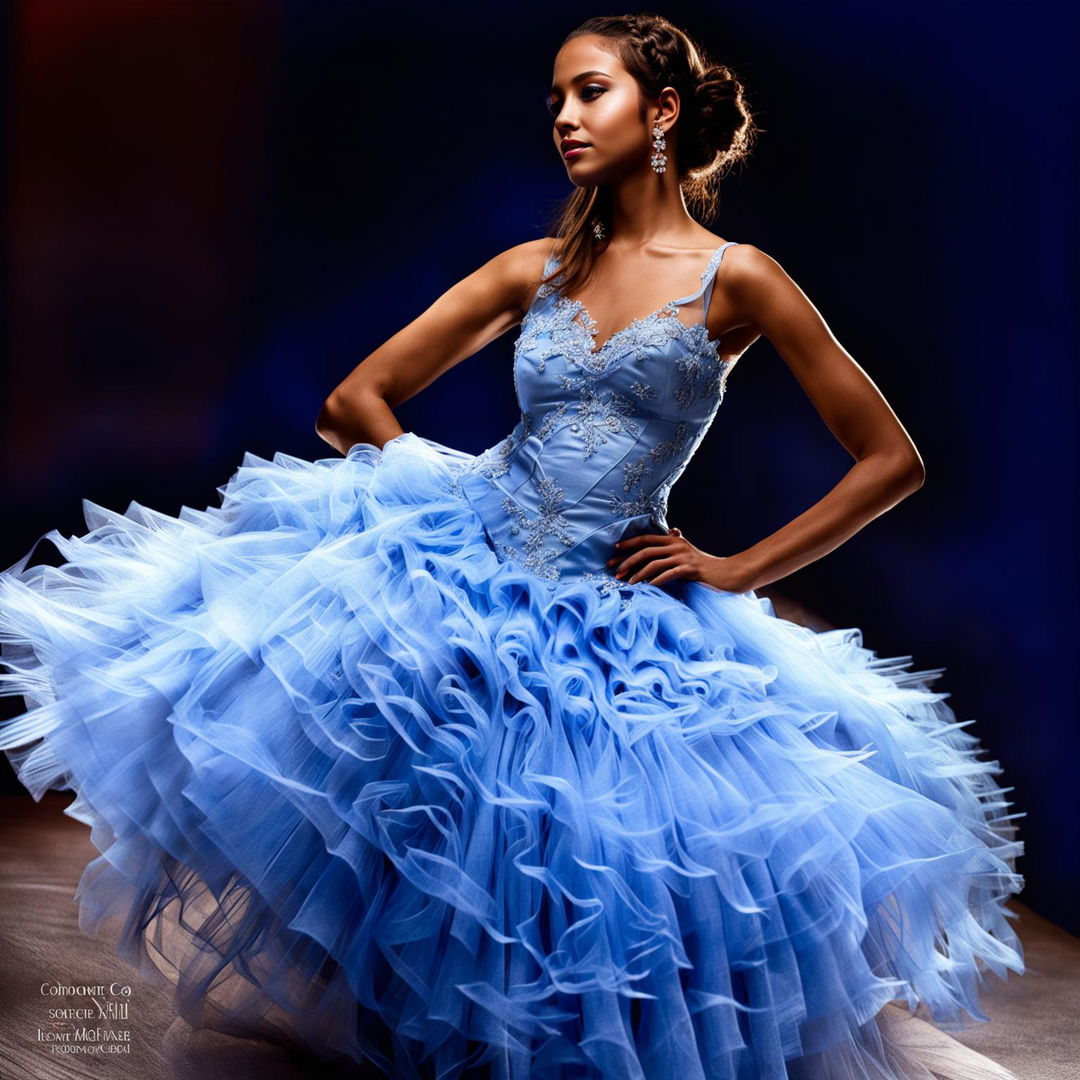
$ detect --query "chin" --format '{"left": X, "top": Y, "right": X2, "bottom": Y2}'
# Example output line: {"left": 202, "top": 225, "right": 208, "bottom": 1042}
{"left": 564, "top": 163, "right": 607, "bottom": 186}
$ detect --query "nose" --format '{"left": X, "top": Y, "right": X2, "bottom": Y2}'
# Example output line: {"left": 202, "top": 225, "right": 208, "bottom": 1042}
{"left": 554, "top": 108, "right": 580, "bottom": 133}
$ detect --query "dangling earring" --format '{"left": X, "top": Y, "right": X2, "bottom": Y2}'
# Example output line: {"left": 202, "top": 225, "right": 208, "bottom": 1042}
{"left": 592, "top": 220, "right": 606, "bottom": 241}
{"left": 650, "top": 121, "right": 667, "bottom": 174}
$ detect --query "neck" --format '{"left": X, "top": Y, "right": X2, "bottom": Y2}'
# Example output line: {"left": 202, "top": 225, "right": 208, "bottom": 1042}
{"left": 604, "top": 170, "right": 701, "bottom": 249}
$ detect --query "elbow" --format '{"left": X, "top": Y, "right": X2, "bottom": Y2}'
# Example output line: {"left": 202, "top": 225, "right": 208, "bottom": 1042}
{"left": 314, "top": 395, "right": 340, "bottom": 439}
{"left": 315, "top": 385, "right": 389, "bottom": 449}
{"left": 863, "top": 448, "right": 925, "bottom": 497}
{"left": 314, "top": 389, "right": 364, "bottom": 439}
{"left": 896, "top": 452, "right": 926, "bottom": 494}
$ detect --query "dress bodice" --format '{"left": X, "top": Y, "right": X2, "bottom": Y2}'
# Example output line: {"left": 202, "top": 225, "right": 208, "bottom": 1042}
{"left": 450, "top": 240, "right": 739, "bottom": 591}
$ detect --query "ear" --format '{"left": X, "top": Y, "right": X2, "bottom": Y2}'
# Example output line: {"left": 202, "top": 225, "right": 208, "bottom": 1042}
{"left": 654, "top": 85, "right": 681, "bottom": 129}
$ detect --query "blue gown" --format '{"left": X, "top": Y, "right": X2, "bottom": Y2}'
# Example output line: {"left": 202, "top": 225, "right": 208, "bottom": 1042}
{"left": 0, "top": 241, "right": 1024, "bottom": 1079}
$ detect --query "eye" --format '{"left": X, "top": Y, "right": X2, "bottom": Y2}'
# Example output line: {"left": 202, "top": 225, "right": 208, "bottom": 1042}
{"left": 545, "top": 84, "right": 607, "bottom": 117}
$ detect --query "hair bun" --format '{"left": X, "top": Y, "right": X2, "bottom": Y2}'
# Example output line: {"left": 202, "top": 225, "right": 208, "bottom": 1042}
{"left": 686, "top": 62, "right": 754, "bottom": 175}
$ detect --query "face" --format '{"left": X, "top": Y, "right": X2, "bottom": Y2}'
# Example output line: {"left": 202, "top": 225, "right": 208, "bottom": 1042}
{"left": 547, "top": 35, "right": 672, "bottom": 185}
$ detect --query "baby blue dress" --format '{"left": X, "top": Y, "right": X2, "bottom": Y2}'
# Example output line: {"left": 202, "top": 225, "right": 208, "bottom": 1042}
{"left": 0, "top": 241, "right": 1024, "bottom": 1079}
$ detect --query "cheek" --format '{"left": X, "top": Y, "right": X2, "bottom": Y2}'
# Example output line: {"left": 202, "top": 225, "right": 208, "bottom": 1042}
{"left": 595, "top": 100, "right": 645, "bottom": 154}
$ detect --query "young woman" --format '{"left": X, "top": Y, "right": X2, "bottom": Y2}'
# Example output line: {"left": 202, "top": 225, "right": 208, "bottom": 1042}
{"left": 0, "top": 12, "right": 1024, "bottom": 1080}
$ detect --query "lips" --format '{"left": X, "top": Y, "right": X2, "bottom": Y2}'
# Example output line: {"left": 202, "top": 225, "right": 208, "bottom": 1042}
{"left": 562, "top": 141, "right": 590, "bottom": 159}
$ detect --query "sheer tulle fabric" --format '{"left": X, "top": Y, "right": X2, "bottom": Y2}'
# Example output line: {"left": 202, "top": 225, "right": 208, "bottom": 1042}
{"left": 0, "top": 433, "right": 1023, "bottom": 1078}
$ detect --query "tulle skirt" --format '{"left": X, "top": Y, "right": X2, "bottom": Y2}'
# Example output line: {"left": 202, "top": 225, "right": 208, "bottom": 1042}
{"left": 0, "top": 432, "right": 1024, "bottom": 1079}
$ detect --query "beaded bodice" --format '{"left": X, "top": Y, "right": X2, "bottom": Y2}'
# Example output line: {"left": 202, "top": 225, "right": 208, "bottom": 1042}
{"left": 451, "top": 240, "right": 739, "bottom": 591}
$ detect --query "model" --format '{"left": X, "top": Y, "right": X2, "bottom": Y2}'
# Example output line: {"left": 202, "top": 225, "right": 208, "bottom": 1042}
{"left": 0, "top": 12, "right": 1024, "bottom": 1080}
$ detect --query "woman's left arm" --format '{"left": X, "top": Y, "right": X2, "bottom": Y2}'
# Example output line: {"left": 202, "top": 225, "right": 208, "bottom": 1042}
{"left": 611, "top": 245, "right": 926, "bottom": 592}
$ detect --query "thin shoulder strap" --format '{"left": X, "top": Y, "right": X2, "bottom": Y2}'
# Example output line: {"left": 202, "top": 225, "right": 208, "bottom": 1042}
{"left": 703, "top": 241, "right": 738, "bottom": 317}
{"left": 672, "top": 241, "right": 738, "bottom": 314}
{"left": 534, "top": 245, "right": 562, "bottom": 303}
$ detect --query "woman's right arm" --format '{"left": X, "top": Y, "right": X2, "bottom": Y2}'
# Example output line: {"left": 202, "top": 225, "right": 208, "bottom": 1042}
{"left": 314, "top": 238, "right": 552, "bottom": 455}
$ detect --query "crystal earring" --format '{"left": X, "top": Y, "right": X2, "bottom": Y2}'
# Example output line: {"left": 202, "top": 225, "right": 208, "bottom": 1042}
{"left": 650, "top": 121, "right": 667, "bottom": 174}
{"left": 592, "top": 220, "right": 606, "bottom": 241}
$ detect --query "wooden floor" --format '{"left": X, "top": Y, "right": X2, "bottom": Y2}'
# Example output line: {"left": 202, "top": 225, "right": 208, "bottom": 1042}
{"left": 0, "top": 792, "right": 1075, "bottom": 1080}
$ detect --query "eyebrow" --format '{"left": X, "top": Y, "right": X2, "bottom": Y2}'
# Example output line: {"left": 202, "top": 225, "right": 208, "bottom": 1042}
{"left": 548, "top": 70, "right": 611, "bottom": 95}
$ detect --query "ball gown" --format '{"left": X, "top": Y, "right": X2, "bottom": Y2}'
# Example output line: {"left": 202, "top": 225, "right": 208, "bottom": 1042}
{"left": 0, "top": 241, "right": 1025, "bottom": 1079}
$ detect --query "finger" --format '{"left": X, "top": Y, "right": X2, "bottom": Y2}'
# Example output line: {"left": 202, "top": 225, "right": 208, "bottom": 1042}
{"left": 648, "top": 564, "right": 688, "bottom": 587}
{"left": 613, "top": 533, "right": 671, "bottom": 552}
{"left": 613, "top": 546, "right": 674, "bottom": 576}
{"left": 627, "top": 555, "right": 680, "bottom": 585}
{"left": 608, "top": 539, "right": 682, "bottom": 568}
{"left": 626, "top": 561, "right": 673, "bottom": 587}
{"left": 613, "top": 544, "right": 678, "bottom": 578}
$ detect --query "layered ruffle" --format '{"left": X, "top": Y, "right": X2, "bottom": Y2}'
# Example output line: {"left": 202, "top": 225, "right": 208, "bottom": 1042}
{"left": 0, "top": 432, "right": 1024, "bottom": 1079}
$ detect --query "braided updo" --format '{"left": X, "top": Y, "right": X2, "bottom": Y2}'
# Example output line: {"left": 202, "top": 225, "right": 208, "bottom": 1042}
{"left": 542, "top": 13, "right": 758, "bottom": 293}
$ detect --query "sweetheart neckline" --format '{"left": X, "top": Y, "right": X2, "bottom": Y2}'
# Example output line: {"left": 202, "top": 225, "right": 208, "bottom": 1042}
{"left": 537, "top": 240, "right": 737, "bottom": 359}
{"left": 523, "top": 296, "right": 732, "bottom": 366}
{"left": 566, "top": 297, "right": 725, "bottom": 359}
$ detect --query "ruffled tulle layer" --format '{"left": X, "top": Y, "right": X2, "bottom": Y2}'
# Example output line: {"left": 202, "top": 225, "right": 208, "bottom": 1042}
{"left": 0, "top": 432, "right": 1024, "bottom": 1079}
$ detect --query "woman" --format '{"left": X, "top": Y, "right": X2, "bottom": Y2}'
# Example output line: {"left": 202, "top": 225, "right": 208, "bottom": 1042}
{"left": 0, "top": 12, "right": 1023, "bottom": 1080}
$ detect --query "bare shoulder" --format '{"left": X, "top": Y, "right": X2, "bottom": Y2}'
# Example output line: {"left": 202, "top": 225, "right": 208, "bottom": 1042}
{"left": 501, "top": 235, "right": 559, "bottom": 262}
{"left": 488, "top": 236, "right": 557, "bottom": 279}
{"left": 718, "top": 243, "right": 809, "bottom": 309}
{"left": 719, "top": 242, "right": 782, "bottom": 282}
{"left": 721, "top": 243, "right": 807, "bottom": 289}
{"left": 477, "top": 237, "right": 559, "bottom": 316}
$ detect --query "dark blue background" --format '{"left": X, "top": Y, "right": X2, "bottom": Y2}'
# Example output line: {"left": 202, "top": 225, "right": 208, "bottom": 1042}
{"left": 1, "top": 1, "right": 1075, "bottom": 933}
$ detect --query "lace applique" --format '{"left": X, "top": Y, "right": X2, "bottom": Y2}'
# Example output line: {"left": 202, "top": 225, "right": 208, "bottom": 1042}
{"left": 514, "top": 318, "right": 546, "bottom": 370}
{"left": 565, "top": 378, "right": 640, "bottom": 458}
{"left": 458, "top": 414, "right": 532, "bottom": 485}
{"left": 481, "top": 435, "right": 517, "bottom": 481}
{"left": 598, "top": 422, "right": 690, "bottom": 524}
{"left": 514, "top": 272, "right": 563, "bottom": 370}
{"left": 535, "top": 401, "right": 569, "bottom": 441}
{"left": 495, "top": 541, "right": 559, "bottom": 585}
{"left": 448, "top": 413, "right": 533, "bottom": 500}
{"left": 673, "top": 351, "right": 710, "bottom": 410}
{"left": 673, "top": 346, "right": 734, "bottom": 409}
{"left": 649, "top": 422, "right": 690, "bottom": 464}
{"left": 546, "top": 307, "right": 598, "bottom": 369}
{"left": 561, "top": 301, "right": 689, "bottom": 373}
{"left": 500, "top": 475, "right": 575, "bottom": 582}
{"left": 578, "top": 572, "right": 640, "bottom": 612}
{"left": 630, "top": 380, "right": 658, "bottom": 400}
{"left": 514, "top": 292, "right": 617, "bottom": 375}
{"left": 516, "top": 293, "right": 684, "bottom": 376}
{"left": 649, "top": 425, "right": 712, "bottom": 518}
{"left": 528, "top": 374, "right": 640, "bottom": 458}
{"left": 609, "top": 487, "right": 665, "bottom": 520}
{"left": 579, "top": 569, "right": 623, "bottom": 597}
{"left": 609, "top": 454, "right": 665, "bottom": 520}
{"left": 701, "top": 360, "right": 733, "bottom": 402}
{"left": 622, "top": 457, "right": 648, "bottom": 493}
{"left": 535, "top": 264, "right": 560, "bottom": 300}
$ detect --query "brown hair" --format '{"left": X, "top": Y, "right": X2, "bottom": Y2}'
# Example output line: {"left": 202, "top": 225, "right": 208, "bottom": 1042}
{"left": 541, "top": 12, "right": 759, "bottom": 297}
